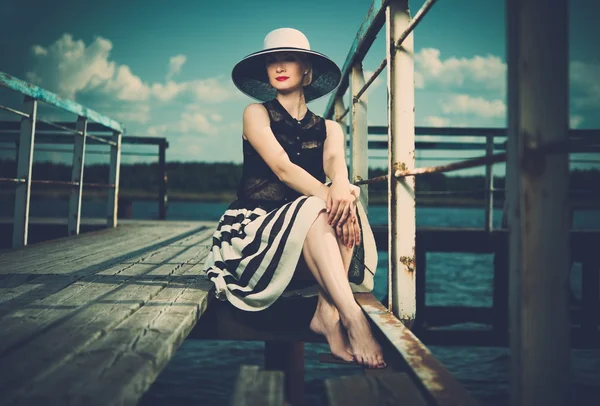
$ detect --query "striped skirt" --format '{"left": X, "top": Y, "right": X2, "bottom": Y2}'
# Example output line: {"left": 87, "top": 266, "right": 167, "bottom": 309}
{"left": 202, "top": 195, "right": 327, "bottom": 311}
{"left": 202, "top": 194, "right": 377, "bottom": 312}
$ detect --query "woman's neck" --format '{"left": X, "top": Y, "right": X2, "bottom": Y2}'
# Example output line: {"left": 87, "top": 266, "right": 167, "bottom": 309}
{"left": 276, "top": 92, "right": 308, "bottom": 121}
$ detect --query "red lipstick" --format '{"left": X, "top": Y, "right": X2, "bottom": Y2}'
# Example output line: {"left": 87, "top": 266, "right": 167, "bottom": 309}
{"left": 276, "top": 76, "right": 289, "bottom": 82}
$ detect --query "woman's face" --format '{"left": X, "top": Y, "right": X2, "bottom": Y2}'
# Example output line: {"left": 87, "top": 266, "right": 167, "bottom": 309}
{"left": 265, "top": 52, "right": 308, "bottom": 92}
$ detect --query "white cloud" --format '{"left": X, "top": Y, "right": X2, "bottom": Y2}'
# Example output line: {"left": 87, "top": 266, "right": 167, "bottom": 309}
{"left": 570, "top": 115, "right": 584, "bottom": 129}
{"left": 167, "top": 54, "right": 187, "bottom": 80}
{"left": 442, "top": 94, "right": 506, "bottom": 118}
{"left": 570, "top": 60, "right": 600, "bottom": 109}
{"left": 102, "top": 65, "right": 150, "bottom": 101}
{"left": 146, "top": 109, "right": 221, "bottom": 137}
{"left": 424, "top": 116, "right": 451, "bottom": 127}
{"left": 150, "top": 77, "right": 240, "bottom": 103}
{"left": 26, "top": 34, "right": 118, "bottom": 100}
{"left": 415, "top": 48, "right": 506, "bottom": 93}
{"left": 26, "top": 34, "right": 239, "bottom": 107}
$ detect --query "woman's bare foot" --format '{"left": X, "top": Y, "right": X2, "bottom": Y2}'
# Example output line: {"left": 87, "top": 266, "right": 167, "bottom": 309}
{"left": 309, "top": 298, "right": 354, "bottom": 362}
{"left": 340, "top": 306, "right": 386, "bottom": 368}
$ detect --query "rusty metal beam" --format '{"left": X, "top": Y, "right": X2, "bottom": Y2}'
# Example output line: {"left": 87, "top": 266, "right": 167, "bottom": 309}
{"left": 323, "top": 0, "right": 389, "bottom": 119}
{"left": 356, "top": 293, "right": 480, "bottom": 406}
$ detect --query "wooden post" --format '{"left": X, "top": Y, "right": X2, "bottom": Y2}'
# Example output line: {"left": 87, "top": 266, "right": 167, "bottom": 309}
{"left": 581, "top": 257, "right": 599, "bottom": 345}
{"left": 349, "top": 62, "right": 369, "bottom": 213}
{"left": 484, "top": 134, "right": 494, "bottom": 232}
{"left": 386, "top": 0, "right": 416, "bottom": 325}
{"left": 264, "top": 341, "right": 304, "bottom": 406}
{"left": 506, "top": 0, "right": 570, "bottom": 405}
{"left": 12, "top": 96, "right": 37, "bottom": 249}
{"left": 68, "top": 116, "right": 87, "bottom": 236}
{"left": 158, "top": 141, "right": 167, "bottom": 220}
{"left": 107, "top": 131, "right": 122, "bottom": 228}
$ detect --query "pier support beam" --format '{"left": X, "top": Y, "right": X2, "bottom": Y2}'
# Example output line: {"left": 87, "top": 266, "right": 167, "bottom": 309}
{"left": 386, "top": 0, "right": 416, "bottom": 325}
{"left": 506, "top": 0, "right": 570, "bottom": 405}
{"left": 264, "top": 341, "right": 304, "bottom": 406}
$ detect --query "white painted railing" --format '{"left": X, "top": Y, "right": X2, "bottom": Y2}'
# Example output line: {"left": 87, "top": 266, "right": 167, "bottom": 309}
{"left": 0, "top": 71, "right": 124, "bottom": 248}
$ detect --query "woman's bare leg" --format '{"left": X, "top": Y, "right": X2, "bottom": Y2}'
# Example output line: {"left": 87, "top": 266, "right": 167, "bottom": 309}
{"left": 307, "top": 237, "right": 354, "bottom": 361}
{"left": 301, "top": 211, "right": 385, "bottom": 368}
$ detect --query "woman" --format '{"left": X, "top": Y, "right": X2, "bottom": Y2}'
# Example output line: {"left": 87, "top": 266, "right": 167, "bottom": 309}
{"left": 202, "top": 28, "right": 385, "bottom": 369}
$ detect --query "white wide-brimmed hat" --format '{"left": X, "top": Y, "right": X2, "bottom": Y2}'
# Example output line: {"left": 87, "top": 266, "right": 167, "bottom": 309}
{"left": 231, "top": 28, "right": 342, "bottom": 103}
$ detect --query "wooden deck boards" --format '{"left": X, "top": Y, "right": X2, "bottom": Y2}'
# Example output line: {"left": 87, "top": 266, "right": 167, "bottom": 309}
{"left": 0, "top": 221, "right": 217, "bottom": 405}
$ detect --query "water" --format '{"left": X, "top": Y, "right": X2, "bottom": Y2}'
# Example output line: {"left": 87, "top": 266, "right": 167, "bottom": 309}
{"left": 2, "top": 198, "right": 599, "bottom": 405}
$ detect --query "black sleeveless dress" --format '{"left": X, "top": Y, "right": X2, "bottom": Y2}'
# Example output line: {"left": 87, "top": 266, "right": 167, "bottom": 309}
{"left": 202, "top": 98, "right": 376, "bottom": 311}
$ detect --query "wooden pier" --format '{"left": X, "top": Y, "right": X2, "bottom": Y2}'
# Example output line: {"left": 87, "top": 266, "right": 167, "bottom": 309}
{"left": 0, "top": 220, "right": 479, "bottom": 406}
{"left": 1, "top": 0, "right": 595, "bottom": 404}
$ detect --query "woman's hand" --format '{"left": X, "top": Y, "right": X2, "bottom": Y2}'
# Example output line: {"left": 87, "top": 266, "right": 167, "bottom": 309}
{"left": 335, "top": 201, "right": 361, "bottom": 248}
{"left": 327, "top": 180, "right": 356, "bottom": 227}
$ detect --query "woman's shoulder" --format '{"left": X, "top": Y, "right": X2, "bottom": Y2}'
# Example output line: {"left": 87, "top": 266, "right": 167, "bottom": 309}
{"left": 243, "top": 102, "right": 271, "bottom": 124}
{"left": 323, "top": 118, "right": 343, "bottom": 135}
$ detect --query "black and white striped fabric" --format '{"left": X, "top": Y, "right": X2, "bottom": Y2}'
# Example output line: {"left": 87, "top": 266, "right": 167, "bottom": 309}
{"left": 203, "top": 195, "right": 327, "bottom": 311}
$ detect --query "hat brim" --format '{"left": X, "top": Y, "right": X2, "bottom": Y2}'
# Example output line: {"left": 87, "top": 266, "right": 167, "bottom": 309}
{"left": 231, "top": 47, "right": 342, "bottom": 103}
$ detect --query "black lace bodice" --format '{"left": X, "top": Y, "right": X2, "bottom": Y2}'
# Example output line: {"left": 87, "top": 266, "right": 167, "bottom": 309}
{"left": 228, "top": 98, "right": 327, "bottom": 211}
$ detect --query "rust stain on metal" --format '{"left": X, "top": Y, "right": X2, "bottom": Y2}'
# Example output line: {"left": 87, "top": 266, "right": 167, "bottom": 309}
{"left": 400, "top": 255, "right": 415, "bottom": 273}
{"left": 356, "top": 293, "right": 480, "bottom": 405}
{"left": 393, "top": 161, "right": 408, "bottom": 172}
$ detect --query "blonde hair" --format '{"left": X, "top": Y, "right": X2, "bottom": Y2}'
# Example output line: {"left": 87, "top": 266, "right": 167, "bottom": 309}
{"left": 296, "top": 53, "right": 313, "bottom": 86}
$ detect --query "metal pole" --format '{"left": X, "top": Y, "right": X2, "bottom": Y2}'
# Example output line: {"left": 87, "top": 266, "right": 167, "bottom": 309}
{"left": 386, "top": 0, "right": 416, "bottom": 324}
{"left": 158, "top": 141, "right": 167, "bottom": 220}
{"left": 12, "top": 97, "right": 37, "bottom": 249}
{"left": 484, "top": 134, "right": 494, "bottom": 232}
{"left": 107, "top": 131, "right": 122, "bottom": 228}
{"left": 506, "top": 0, "right": 570, "bottom": 405}
{"left": 68, "top": 116, "right": 87, "bottom": 236}
{"left": 350, "top": 62, "right": 369, "bottom": 213}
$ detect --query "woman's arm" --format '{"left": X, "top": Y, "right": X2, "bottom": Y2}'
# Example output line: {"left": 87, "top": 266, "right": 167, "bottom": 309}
{"left": 323, "top": 119, "right": 356, "bottom": 226}
{"left": 243, "top": 103, "right": 330, "bottom": 202}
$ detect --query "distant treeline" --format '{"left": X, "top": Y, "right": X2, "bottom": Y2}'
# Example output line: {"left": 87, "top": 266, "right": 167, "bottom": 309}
{"left": 1, "top": 160, "right": 598, "bottom": 197}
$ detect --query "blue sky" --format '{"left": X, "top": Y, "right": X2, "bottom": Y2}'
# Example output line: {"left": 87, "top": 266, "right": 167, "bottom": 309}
{"left": 0, "top": 0, "right": 598, "bottom": 174}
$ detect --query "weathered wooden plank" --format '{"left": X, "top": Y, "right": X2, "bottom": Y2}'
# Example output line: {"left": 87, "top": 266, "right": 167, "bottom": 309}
{"left": 356, "top": 293, "right": 480, "bottom": 406}
{"left": 0, "top": 226, "right": 206, "bottom": 315}
{"left": 3, "top": 262, "right": 214, "bottom": 405}
{"left": 0, "top": 71, "right": 123, "bottom": 133}
{"left": 230, "top": 365, "right": 285, "bottom": 406}
{"left": 0, "top": 224, "right": 166, "bottom": 274}
{"left": 325, "top": 372, "right": 427, "bottom": 406}
{"left": 0, "top": 227, "right": 213, "bottom": 353}
{"left": 0, "top": 223, "right": 128, "bottom": 264}
{"left": 0, "top": 223, "right": 198, "bottom": 276}
{"left": 0, "top": 228, "right": 213, "bottom": 401}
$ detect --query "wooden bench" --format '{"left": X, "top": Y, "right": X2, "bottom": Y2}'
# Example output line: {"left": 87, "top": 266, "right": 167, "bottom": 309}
{"left": 0, "top": 221, "right": 216, "bottom": 405}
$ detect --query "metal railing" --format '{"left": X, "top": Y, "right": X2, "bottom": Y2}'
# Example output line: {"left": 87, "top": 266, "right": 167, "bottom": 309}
{"left": 0, "top": 71, "right": 123, "bottom": 248}
{"left": 323, "top": 0, "right": 590, "bottom": 405}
